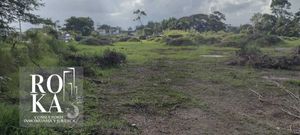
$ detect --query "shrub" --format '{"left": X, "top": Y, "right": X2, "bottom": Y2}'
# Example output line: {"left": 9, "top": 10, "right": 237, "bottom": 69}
{"left": 127, "top": 37, "right": 141, "bottom": 42}
{"left": 79, "top": 37, "right": 113, "bottom": 45}
{"left": 166, "top": 37, "right": 194, "bottom": 46}
{"left": 139, "top": 35, "right": 147, "bottom": 40}
{"left": 118, "top": 37, "right": 131, "bottom": 42}
{"left": 236, "top": 45, "right": 262, "bottom": 58}
{"left": 98, "top": 49, "right": 126, "bottom": 67}
{"left": 0, "top": 49, "right": 15, "bottom": 75}
{"left": 0, "top": 103, "right": 19, "bottom": 134}
{"left": 228, "top": 45, "right": 300, "bottom": 69}
{"left": 67, "top": 45, "right": 78, "bottom": 53}
{"left": 25, "top": 31, "right": 45, "bottom": 59}
{"left": 75, "top": 35, "right": 84, "bottom": 41}
{"left": 245, "top": 34, "right": 282, "bottom": 46}
{"left": 167, "top": 34, "right": 183, "bottom": 39}
{"left": 62, "top": 49, "right": 126, "bottom": 76}
{"left": 218, "top": 33, "right": 281, "bottom": 47}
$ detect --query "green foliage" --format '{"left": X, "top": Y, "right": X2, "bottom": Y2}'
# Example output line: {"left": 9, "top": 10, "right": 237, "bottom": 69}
{"left": 287, "top": 80, "right": 300, "bottom": 86}
{"left": 230, "top": 44, "right": 300, "bottom": 69}
{"left": 64, "top": 16, "right": 94, "bottom": 36}
{"left": 62, "top": 48, "right": 126, "bottom": 76}
{"left": 237, "top": 45, "right": 262, "bottom": 58}
{"left": 166, "top": 37, "right": 194, "bottom": 46}
{"left": 133, "top": 9, "right": 147, "bottom": 26}
{"left": 271, "top": 0, "right": 292, "bottom": 17}
{"left": 100, "top": 49, "right": 127, "bottom": 67}
{"left": 0, "top": 103, "right": 57, "bottom": 134}
{"left": 0, "top": 103, "right": 19, "bottom": 135}
{"left": 68, "top": 45, "right": 79, "bottom": 53}
{"left": 0, "top": 0, "right": 43, "bottom": 33}
{"left": 0, "top": 49, "right": 15, "bottom": 75}
{"left": 127, "top": 37, "right": 140, "bottom": 42}
{"left": 160, "top": 11, "right": 226, "bottom": 32}
{"left": 79, "top": 36, "right": 113, "bottom": 46}
{"left": 249, "top": 0, "right": 300, "bottom": 37}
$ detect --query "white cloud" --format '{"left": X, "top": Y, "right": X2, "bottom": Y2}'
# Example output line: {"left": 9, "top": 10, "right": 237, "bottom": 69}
{"left": 18, "top": 0, "right": 299, "bottom": 30}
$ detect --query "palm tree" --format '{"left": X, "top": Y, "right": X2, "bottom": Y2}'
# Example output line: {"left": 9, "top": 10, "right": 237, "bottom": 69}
{"left": 133, "top": 9, "right": 147, "bottom": 26}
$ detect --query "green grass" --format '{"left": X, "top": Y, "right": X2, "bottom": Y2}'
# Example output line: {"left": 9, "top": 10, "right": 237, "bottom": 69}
{"left": 1, "top": 32, "right": 300, "bottom": 134}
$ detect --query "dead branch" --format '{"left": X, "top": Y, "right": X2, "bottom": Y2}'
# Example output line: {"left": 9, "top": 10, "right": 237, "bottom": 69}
{"left": 280, "top": 108, "right": 300, "bottom": 119}
{"left": 249, "top": 88, "right": 263, "bottom": 101}
{"left": 269, "top": 80, "right": 300, "bottom": 102}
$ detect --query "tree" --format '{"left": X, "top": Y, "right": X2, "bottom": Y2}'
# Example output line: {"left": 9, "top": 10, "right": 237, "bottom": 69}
{"left": 270, "top": 0, "right": 292, "bottom": 18}
{"left": 189, "top": 14, "right": 209, "bottom": 32}
{"left": 133, "top": 9, "right": 147, "bottom": 26}
{"left": 128, "top": 27, "right": 133, "bottom": 31}
{"left": 0, "top": 0, "right": 44, "bottom": 37}
{"left": 239, "top": 24, "right": 253, "bottom": 34}
{"left": 249, "top": 0, "right": 300, "bottom": 37}
{"left": 251, "top": 13, "right": 276, "bottom": 34}
{"left": 177, "top": 17, "right": 191, "bottom": 31}
{"left": 162, "top": 17, "right": 178, "bottom": 30}
{"left": 144, "top": 21, "right": 162, "bottom": 35}
{"left": 208, "top": 11, "right": 226, "bottom": 31}
{"left": 64, "top": 17, "right": 94, "bottom": 36}
{"left": 97, "top": 24, "right": 111, "bottom": 33}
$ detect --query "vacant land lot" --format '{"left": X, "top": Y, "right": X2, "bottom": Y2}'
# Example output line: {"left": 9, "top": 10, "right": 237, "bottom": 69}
{"left": 72, "top": 41, "right": 299, "bottom": 134}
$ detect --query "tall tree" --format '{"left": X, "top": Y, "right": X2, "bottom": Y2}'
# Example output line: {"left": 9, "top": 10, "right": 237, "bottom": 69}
{"left": 208, "top": 11, "right": 226, "bottom": 32}
{"left": 251, "top": 13, "right": 277, "bottom": 34}
{"left": 133, "top": 9, "right": 147, "bottom": 26}
{"left": 0, "top": 0, "right": 44, "bottom": 36}
{"left": 64, "top": 17, "right": 94, "bottom": 36}
{"left": 97, "top": 24, "right": 111, "bottom": 33}
{"left": 189, "top": 14, "right": 209, "bottom": 32}
{"left": 177, "top": 17, "right": 191, "bottom": 31}
{"left": 162, "top": 17, "right": 178, "bottom": 30}
{"left": 270, "top": 0, "right": 292, "bottom": 18}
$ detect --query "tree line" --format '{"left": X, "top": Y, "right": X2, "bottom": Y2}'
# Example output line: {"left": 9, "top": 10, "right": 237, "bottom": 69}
{"left": 0, "top": 0, "right": 300, "bottom": 39}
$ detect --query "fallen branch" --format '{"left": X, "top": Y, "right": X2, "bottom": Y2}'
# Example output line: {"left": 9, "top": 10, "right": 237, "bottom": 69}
{"left": 249, "top": 88, "right": 300, "bottom": 119}
{"left": 280, "top": 108, "right": 300, "bottom": 119}
{"left": 269, "top": 80, "right": 300, "bottom": 102}
{"left": 249, "top": 88, "right": 263, "bottom": 101}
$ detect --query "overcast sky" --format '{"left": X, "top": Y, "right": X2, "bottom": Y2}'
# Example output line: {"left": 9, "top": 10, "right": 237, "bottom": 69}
{"left": 20, "top": 0, "right": 300, "bottom": 30}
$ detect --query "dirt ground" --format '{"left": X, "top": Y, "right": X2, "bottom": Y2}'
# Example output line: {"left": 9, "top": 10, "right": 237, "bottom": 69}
{"left": 91, "top": 48, "right": 300, "bottom": 135}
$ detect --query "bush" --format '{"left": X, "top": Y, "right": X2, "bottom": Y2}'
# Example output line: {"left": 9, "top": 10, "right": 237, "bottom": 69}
{"left": 98, "top": 49, "right": 126, "bottom": 67}
{"left": 228, "top": 45, "right": 300, "bottom": 69}
{"left": 245, "top": 34, "right": 282, "bottom": 46}
{"left": 167, "top": 34, "right": 183, "bottom": 39}
{"left": 166, "top": 37, "right": 194, "bottom": 46}
{"left": 0, "top": 49, "right": 16, "bottom": 75}
{"left": 139, "top": 35, "right": 147, "bottom": 40}
{"left": 0, "top": 103, "right": 19, "bottom": 134}
{"left": 79, "top": 37, "right": 113, "bottom": 45}
{"left": 0, "top": 103, "right": 57, "bottom": 134}
{"left": 118, "top": 37, "right": 131, "bottom": 42}
{"left": 127, "top": 37, "right": 141, "bottom": 42}
{"left": 217, "top": 33, "right": 281, "bottom": 47}
{"left": 67, "top": 45, "right": 78, "bottom": 53}
{"left": 236, "top": 45, "right": 262, "bottom": 58}
{"left": 75, "top": 35, "right": 84, "bottom": 41}
{"left": 62, "top": 49, "right": 126, "bottom": 76}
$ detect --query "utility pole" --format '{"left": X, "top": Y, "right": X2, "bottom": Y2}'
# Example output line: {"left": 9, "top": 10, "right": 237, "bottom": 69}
{"left": 18, "top": 17, "right": 22, "bottom": 41}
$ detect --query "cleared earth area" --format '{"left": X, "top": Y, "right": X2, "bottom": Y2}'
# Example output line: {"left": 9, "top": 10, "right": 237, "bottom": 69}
{"left": 81, "top": 41, "right": 299, "bottom": 134}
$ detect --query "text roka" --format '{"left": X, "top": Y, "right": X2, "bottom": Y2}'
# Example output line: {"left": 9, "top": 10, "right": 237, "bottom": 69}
{"left": 30, "top": 74, "right": 63, "bottom": 113}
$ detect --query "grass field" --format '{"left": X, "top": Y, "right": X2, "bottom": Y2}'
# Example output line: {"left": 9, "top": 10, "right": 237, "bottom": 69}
{"left": 66, "top": 40, "right": 299, "bottom": 134}
{"left": 1, "top": 38, "right": 300, "bottom": 134}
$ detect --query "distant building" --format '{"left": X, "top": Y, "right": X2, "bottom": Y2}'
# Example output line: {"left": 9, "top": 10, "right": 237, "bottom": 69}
{"left": 63, "top": 33, "right": 72, "bottom": 42}
{"left": 98, "top": 29, "right": 107, "bottom": 35}
{"left": 121, "top": 30, "right": 136, "bottom": 36}
{"left": 97, "top": 27, "right": 121, "bottom": 35}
